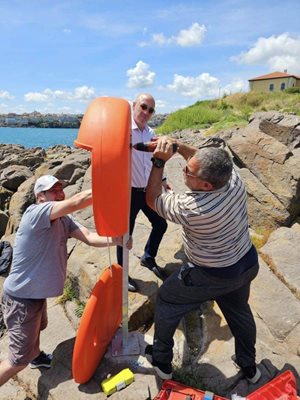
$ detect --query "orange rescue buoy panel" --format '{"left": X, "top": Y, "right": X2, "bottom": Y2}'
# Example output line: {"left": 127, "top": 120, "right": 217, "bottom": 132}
{"left": 74, "top": 97, "right": 131, "bottom": 237}
{"left": 72, "top": 264, "right": 122, "bottom": 384}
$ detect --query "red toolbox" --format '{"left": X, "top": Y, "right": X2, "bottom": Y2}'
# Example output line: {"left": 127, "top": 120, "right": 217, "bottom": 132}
{"left": 154, "top": 380, "right": 228, "bottom": 400}
{"left": 247, "top": 370, "right": 298, "bottom": 400}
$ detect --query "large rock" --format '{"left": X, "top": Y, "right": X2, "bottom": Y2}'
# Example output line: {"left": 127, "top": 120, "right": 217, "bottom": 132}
{"left": 0, "top": 144, "right": 46, "bottom": 170}
{"left": 0, "top": 185, "right": 13, "bottom": 211}
{"left": 4, "top": 177, "right": 36, "bottom": 235}
{"left": 0, "top": 164, "right": 33, "bottom": 191}
{"left": 227, "top": 126, "right": 300, "bottom": 220}
{"left": 258, "top": 113, "right": 300, "bottom": 149}
{"left": 237, "top": 167, "right": 290, "bottom": 229}
{"left": 259, "top": 226, "right": 300, "bottom": 300}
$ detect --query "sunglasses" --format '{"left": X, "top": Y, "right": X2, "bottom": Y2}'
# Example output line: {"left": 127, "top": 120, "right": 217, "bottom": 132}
{"left": 183, "top": 165, "right": 199, "bottom": 178}
{"left": 140, "top": 103, "right": 155, "bottom": 114}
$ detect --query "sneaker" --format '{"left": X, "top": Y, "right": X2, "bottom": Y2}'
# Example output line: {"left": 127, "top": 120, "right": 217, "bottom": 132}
{"left": 140, "top": 257, "right": 166, "bottom": 281}
{"left": 145, "top": 345, "right": 173, "bottom": 380}
{"left": 242, "top": 365, "right": 262, "bottom": 384}
{"left": 30, "top": 351, "right": 52, "bottom": 369}
{"left": 231, "top": 355, "right": 261, "bottom": 384}
{"left": 128, "top": 276, "right": 138, "bottom": 292}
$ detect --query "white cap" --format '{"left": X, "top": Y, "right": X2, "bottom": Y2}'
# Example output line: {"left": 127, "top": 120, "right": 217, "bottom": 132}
{"left": 34, "top": 175, "right": 65, "bottom": 196}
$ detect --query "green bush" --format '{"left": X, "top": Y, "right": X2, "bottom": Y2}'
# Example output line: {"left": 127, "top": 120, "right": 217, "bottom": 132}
{"left": 285, "top": 87, "right": 300, "bottom": 94}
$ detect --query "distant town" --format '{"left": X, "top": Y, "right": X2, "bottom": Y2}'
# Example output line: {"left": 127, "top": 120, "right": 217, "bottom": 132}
{"left": 0, "top": 112, "right": 83, "bottom": 128}
{"left": 0, "top": 111, "right": 168, "bottom": 128}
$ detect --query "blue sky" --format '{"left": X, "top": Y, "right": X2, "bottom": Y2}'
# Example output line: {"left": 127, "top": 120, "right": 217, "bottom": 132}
{"left": 1, "top": 0, "right": 300, "bottom": 114}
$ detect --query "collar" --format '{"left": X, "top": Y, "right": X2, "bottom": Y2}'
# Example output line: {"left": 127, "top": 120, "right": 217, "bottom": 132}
{"left": 132, "top": 118, "right": 149, "bottom": 132}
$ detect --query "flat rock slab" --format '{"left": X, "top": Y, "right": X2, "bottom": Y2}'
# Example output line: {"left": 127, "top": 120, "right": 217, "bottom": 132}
{"left": 259, "top": 227, "right": 300, "bottom": 299}
{"left": 251, "top": 258, "right": 300, "bottom": 340}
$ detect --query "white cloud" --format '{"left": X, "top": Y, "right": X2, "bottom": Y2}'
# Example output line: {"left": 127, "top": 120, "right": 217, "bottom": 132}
{"left": 176, "top": 23, "right": 207, "bottom": 47}
{"left": 73, "top": 86, "right": 96, "bottom": 100}
{"left": 149, "top": 23, "right": 206, "bottom": 47}
{"left": 167, "top": 73, "right": 220, "bottom": 98}
{"left": 233, "top": 33, "right": 300, "bottom": 73}
{"left": 221, "top": 79, "right": 248, "bottom": 95}
{"left": 0, "top": 90, "right": 14, "bottom": 100}
{"left": 63, "top": 28, "right": 71, "bottom": 34}
{"left": 24, "top": 92, "right": 49, "bottom": 102}
{"left": 152, "top": 33, "right": 171, "bottom": 46}
{"left": 24, "top": 86, "right": 96, "bottom": 102}
{"left": 155, "top": 99, "right": 167, "bottom": 109}
{"left": 126, "top": 61, "right": 155, "bottom": 88}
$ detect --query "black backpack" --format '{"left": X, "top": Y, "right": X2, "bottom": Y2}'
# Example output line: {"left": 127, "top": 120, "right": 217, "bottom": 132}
{"left": 0, "top": 241, "right": 13, "bottom": 274}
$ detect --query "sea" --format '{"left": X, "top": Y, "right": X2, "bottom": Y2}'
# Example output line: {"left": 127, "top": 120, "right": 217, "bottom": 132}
{"left": 0, "top": 127, "right": 78, "bottom": 149}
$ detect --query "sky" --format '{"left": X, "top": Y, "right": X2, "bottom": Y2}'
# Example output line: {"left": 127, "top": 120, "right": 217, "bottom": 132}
{"left": 0, "top": 0, "right": 300, "bottom": 115}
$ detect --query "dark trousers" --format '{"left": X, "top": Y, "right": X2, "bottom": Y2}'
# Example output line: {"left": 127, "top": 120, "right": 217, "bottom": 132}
{"left": 117, "top": 188, "right": 168, "bottom": 265}
{"left": 153, "top": 262, "right": 259, "bottom": 368}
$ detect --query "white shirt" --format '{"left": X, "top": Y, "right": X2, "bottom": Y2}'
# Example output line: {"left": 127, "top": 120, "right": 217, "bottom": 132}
{"left": 131, "top": 119, "right": 155, "bottom": 188}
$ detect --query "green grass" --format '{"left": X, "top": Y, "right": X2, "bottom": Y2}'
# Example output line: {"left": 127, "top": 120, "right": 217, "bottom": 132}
{"left": 74, "top": 302, "right": 86, "bottom": 318}
{"left": 57, "top": 276, "right": 78, "bottom": 303}
{"left": 57, "top": 276, "right": 86, "bottom": 318}
{"left": 156, "top": 91, "right": 300, "bottom": 135}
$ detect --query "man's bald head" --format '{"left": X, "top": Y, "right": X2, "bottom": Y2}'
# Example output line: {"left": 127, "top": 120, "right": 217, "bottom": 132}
{"left": 132, "top": 93, "right": 155, "bottom": 130}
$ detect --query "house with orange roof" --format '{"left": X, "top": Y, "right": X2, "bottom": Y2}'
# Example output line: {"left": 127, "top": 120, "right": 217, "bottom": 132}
{"left": 248, "top": 71, "right": 300, "bottom": 92}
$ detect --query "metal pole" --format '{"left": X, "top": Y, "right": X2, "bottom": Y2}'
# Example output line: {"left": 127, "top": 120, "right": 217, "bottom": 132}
{"left": 122, "top": 232, "right": 129, "bottom": 347}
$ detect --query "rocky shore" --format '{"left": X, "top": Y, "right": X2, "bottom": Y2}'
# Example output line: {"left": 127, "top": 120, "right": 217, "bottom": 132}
{"left": 0, "top": 111, "right": 299, "bottom": 399}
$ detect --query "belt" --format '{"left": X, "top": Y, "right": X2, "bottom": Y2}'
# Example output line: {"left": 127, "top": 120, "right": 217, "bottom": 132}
{"left": 132, "top": 187, "right": 146, "bottom": 192}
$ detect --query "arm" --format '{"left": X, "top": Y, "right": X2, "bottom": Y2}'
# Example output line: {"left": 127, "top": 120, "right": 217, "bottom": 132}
{"left": 146, "top": 137, "right": 175, "bottom": 210}
{"left": 172, "top": 139, "right": 198, "bottom": 161}
{"left": 70, "top": 226, "right": 133, "bottom": 249}
{"left": 50, "top": 189, "right": 92, "bottom": 221}
{"left": 177, "top": 142, "right": 197, "bottom": 160}
{"left": 146, "top": 166, "right": 164, "bottom": 210}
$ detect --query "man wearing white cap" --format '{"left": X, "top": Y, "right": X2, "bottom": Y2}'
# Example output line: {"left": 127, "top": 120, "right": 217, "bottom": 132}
{"left": 0, "top": 175, "right": 127, "bottom": 386}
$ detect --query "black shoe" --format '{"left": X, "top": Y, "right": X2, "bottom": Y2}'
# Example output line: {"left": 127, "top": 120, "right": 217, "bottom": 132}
{"left": 242, "top": 365, "right": 261, "bottom": 383}
{"left": 231, "top": 355, "right": 261, "bottom": 384}
{"left": 30, "top": 351, "right": 52, "bottom": 369}
{"left": 140, "top": 257, "right": 166, "bottom": 281}
{"left": 128, "top": 276, "right": 138, "bottom": 292}
{"left": 145, "top": 345, "right": 172, "bottom": 380}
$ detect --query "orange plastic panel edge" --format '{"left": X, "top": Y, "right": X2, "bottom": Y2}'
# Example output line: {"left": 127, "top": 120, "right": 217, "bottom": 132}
{"left": 74, "top": 97, "right": 131, "bottom": 237}
{"left": 72, "top": 264, "right": 122, "bottom": 384}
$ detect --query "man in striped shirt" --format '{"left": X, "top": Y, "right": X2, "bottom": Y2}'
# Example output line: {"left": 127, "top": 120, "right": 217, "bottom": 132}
{"left": 144, "top": 136, "right": 261, "bottom": 384}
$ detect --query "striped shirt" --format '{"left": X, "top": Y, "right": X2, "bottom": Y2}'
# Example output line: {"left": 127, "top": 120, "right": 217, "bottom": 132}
{"left": 155, "top": 168, "right": 252, "bottom": 268}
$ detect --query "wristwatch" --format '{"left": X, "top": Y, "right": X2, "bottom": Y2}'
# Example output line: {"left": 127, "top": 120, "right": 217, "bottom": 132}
{"left": 151, "top": 157, "right": 165, "bottom": 168}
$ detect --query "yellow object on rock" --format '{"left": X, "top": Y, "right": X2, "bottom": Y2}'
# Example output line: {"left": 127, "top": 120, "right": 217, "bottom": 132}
{"left": 101, "top": 368, "right": 134, "bottom": 396}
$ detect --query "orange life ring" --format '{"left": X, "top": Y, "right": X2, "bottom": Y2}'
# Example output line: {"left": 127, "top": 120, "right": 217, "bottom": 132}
{"left": 74, "top": 97, "right": 131, "bottom": 237}
{"left": 72, "top": 264, "right": 122, "bottom": 384}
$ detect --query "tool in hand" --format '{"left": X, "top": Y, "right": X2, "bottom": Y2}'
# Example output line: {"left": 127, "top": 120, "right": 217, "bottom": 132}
{"left": 133, "top": 141, "right": 178, "bottom": 153}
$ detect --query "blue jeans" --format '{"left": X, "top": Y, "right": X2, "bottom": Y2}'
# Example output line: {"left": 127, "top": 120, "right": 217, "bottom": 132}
{"left": 117, "top": 188, "right": 167, "bottom": 265}
{"left": 153, "top": 262, "right": 259, "bottom": 368}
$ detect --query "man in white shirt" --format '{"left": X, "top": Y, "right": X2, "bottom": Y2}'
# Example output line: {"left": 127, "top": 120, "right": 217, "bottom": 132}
{"left": 116, "top": 93, "right": 168, "bottom": 291}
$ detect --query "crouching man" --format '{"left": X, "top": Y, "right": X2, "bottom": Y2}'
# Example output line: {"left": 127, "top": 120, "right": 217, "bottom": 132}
{"left": 145, "top": 138, "right": 261, "bottom": 384}
{"left": 0, "top": 175, "right": 129, "bottom": 386}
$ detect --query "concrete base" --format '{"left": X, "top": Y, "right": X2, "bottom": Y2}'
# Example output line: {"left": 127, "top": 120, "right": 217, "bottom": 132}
{"left": 112, "top": 329, "right": 140, "bottom": 357}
